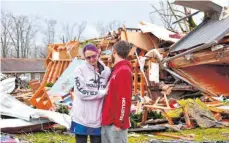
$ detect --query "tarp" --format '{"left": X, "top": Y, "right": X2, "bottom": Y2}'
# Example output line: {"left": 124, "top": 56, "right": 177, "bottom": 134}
{"left": 0, "top": 118, "right": 51, "bottom": 129}
{"left": 0, "top": 77, "right": 16, "bottom": 94}
{"left": 0, "top": 93, "right": 37, "bottom": 121}
{"left": 0, "top": 94, "right": 71, "bottom": 129}
{"left": 47, "top": 58, "right": 84, "bottom": 97}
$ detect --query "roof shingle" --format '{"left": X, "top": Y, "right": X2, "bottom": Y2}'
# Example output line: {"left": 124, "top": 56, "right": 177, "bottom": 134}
{"left": 0, "top": 58, "right": 46, "bottom": 73}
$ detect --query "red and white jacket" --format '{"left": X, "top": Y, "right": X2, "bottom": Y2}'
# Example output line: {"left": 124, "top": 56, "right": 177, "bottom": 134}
{"left": 102, "top": 60, "right": 132, "bottom": 129}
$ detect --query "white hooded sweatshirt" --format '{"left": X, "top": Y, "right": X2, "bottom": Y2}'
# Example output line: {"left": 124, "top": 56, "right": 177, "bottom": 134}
{"left": 71, "top": 60, "right": 110, "bottom": 128}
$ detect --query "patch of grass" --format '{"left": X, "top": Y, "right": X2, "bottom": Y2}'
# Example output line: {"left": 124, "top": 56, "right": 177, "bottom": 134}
{"left": 17, "top": 131, "right": 151, "bottom": 143}
{"left": 15, "top": 126, "right": 229, "bottom": 142}
{"left": 17, "top": 131, "right": 75, "bottom": 143}
{"left": 128, "top": 134, "right": 151, "bottom": 143}
{"left": 153, "top": 127, "right": 229, "bottom": 142}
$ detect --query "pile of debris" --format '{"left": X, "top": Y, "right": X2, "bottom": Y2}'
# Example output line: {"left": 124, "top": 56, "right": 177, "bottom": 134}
{"left": 1, "top": 0, "right": 229, "bottom": 142}
{"left": 0, "top": 93, "right": 71, "bottom": 133}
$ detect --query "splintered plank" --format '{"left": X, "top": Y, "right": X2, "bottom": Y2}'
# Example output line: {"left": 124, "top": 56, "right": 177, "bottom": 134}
{"left": 182, "top": 106, "right": 195, "bottom": 129}
{"left": 41, "top": 61, "right": 53, "bottom": 86}
{"left": 60, "top": 61, "right": 70, "bottom": 76}
{"left": 47, "top": 61, "right": 58, "bottom": 83}
{"left": 161, "top": 110, "right": 174, "bottom": 125}
{"left": 141, "top": 108, "right": 148, "bottom": 125}
{"left": 29, "top": 80, "right": 41, "bottom": 93}
{"left": 154, "top": 132, "right": 194, "bottom": 141}
{"left": 51, "top": 61, "right": 62, "bottom": 83}
{"left": 29, "top": 61, "right": 53, "bottom": 108}
{"left": 56, "top": 61, "right": 64, "bottom": 78}
{"left": 134, "top": 60, "right": 138, "bottom": 95}
{"left": 36, "top": 90, "right": 52, "bottom": 110}
{"left": 29, "top": 89, "right": 45, "bottom": 107}
{"left": 128, "top": 126, "right": 167, "bottom": 132}
{"left": 140, "top": 72, "right": 145, "bottom": 97}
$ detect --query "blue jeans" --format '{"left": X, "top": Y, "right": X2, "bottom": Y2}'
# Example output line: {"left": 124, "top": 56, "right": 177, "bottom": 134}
{"left": 75, "top": 134, "right": 101, "bottom": 143}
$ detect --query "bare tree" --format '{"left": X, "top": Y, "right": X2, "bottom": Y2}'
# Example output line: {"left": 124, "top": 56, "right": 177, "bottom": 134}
{"left": 96, "top": 21, "right": 106, "bottom": 37}
{"left": 150, "top": 1, "right": 180, "bottom": 31}
{"left": 33, "top": 44, "right": 46, "bottom": 58}
{"left": 6, "top": 13, "right": 39, "bottom": 58}
{"left": 1, "top": 11, "right": 12, "bottom": 58}
{"left": 106, "top": 20, "right": 123, "bottom": 32}
{"left": 42, "top": 19, "right": 56, "bottom": 46}
{"left": 76, "top": 21, "right": 87, "bottom": 40}
{"left": 38, "top": 47, "right": 47, "bottom": 58}
{"left": 183, "top": 7, "right": 197, "bottom": 31}
{"left": 59, "top": 21, "right": 87, "bottom": 43}
{"left": 40, "top": 19, "right": 56, "bottom": 58}
{"left": 96, "top": 20, "right": 123, "bottom": 37}
{"left": 59, "top": 23, "right": 77, "bottom": 43}
{"left": 150, "top": 0, "right": 197, "bottom": 32}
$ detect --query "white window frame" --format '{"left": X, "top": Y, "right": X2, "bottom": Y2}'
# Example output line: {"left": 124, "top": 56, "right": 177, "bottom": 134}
{"left": 34, "top": 73, "right": 40, "bottom": 80}
{"left": 25, "top": 73, "right": 31, "bottom": 81}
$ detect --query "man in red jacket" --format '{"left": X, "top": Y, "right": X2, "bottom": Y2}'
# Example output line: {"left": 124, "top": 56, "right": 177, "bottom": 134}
{"left": 101, "top": 40, "right": 132, "bottom": 143}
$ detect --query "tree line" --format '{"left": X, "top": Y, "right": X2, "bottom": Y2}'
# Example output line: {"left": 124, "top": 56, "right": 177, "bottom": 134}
{"left": 1, "top": 1, "right": 199, "bottom": 59}
{"left": 1, "top": 10, "right": 123, "bottom": 58}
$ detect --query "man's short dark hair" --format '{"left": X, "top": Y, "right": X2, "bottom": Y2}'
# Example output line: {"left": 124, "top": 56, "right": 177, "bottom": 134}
{"left": 113, "top": 40, "right": 131, "bottom": 59}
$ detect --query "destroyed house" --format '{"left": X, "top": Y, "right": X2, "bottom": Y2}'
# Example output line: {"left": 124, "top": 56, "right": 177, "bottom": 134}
{"left": 167, "top": 1, "right": 229, "bottom": 97}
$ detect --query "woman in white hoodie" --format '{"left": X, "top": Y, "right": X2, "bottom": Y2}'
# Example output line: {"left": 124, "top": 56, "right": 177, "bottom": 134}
{"left": 70, "top": 44, "right": 110, "bottom": 143}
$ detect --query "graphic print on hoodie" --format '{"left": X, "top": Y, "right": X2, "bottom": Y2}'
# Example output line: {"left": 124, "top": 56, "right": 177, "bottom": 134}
{"left": 71, "top": 60, "right": 111, "bottom": 128}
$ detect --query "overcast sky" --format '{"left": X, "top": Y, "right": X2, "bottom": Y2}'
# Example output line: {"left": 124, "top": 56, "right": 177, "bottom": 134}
{"left": 1, "top": 0, "right": 229, "bottom": 44}
{"left": 2, "top": 1, "right": 161, "bottom": 44}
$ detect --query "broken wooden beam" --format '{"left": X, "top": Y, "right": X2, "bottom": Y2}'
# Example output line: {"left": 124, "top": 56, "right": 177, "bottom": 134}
{"left": 141, "top": 108, "right": 148, "bottom": 125}
{"left": 182, "top": 106, "right": 195, "bottom": 129}
{"left": 154, "top": 132, "right": 194, "bottom": 141}
{"left": 145, "top": 119, "right": 168, "bottom": 125}
{"left": 128, "top": 125, "right": 167, "bottom": 132}
{"left": 161, "top": 110, "right": 174, "bottom": 125}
